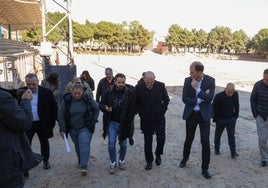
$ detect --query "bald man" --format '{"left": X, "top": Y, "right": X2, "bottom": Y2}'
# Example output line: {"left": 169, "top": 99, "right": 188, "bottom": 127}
{"left": 213, "top": 83, "right": 239, "bottom": 159}
{"left": 135, "top": 71, "right": 170, "bottom": 170}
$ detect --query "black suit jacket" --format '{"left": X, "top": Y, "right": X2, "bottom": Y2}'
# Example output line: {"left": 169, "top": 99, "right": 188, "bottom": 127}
{"left": 37, "top": 86, "right": 58, "bottom": 138}
{"left": 182, "top": 74, "right": 215, "bottom": 122}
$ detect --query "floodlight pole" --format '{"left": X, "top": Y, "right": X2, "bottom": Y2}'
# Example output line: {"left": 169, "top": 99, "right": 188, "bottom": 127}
{"left": 40, "top": 0, "right": 47, "bottom": 79}
{"left": 66, "top": 0, "right": 74, "bottom": 66}
{"left": 41, "top": 0, "right": 46, "bottom": 42}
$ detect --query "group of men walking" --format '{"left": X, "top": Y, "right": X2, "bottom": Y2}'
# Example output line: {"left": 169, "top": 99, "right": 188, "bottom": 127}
{"left": 1, "top": 61, "right": 268, "bottom": 188}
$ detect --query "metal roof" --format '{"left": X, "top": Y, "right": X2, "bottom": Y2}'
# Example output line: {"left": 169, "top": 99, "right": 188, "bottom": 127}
{"left": 0, "top": 0, "right": 42, "bottom": 31}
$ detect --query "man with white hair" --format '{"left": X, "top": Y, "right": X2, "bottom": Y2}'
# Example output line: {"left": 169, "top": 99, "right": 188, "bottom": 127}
{"left": 135, "top": 71, "right": 170, "bottom": 170}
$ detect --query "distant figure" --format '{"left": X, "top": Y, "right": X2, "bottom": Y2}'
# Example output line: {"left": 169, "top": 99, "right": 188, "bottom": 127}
{"left": 55, "top": 50, "right": 60, "bottom": 65}
{"left": 213, "top": 83, "right": 239, "bottom": 158}
{"left": 250, "top": 68, "right": 268, "bottom": 167}
{"left": 96, "top": 67, "right": 115, "bottom": 103}
{"left": 99, "top": 73, "right": 136, "bottom": 174}
{"left": 179, "top": 61, "right": 215, "bottom": 179}
{"left": 58, "top": 84, "right": 99, "bottom": 175}
{"left": 136, "top": 72, "right": 146, "bottom": 85}
{"left": 41, "top": 72, "right": 61, "bottom": 105}
{"left": 135, "top": 71, "right": 170, "bottom": 170}
{"left": 80, "top": 70, "right": 95, "bottom": 91}
{"left": 0, "top": 88, "right": 34, "bottom": 187}
{"left": 65, "top": 77, "right": 93, "bottom": 97}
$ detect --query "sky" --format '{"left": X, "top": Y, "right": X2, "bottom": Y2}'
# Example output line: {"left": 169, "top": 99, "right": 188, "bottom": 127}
{"left": 46, "top": 0, "right": 268, "bottom": 38}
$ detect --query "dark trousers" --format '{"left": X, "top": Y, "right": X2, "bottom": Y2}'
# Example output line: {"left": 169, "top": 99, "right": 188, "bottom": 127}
{"left": 26, "top": 121, "right": 50, "bottom": 162}
{"left": 144, "top": 124, "right": 165, "bottom": 163}
{"left": 182, "top": 111, "right": 210, "bottom": 171}
{"left": 214, "top": 117, "right": 236, "bottom": 154}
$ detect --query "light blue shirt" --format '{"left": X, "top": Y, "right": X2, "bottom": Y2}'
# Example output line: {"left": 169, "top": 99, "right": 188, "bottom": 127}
{"left": 31, "top": 89, "right": 40, "bottom": 121}
{"left": 193, "top": 77, "right": 203, "bottom": 111}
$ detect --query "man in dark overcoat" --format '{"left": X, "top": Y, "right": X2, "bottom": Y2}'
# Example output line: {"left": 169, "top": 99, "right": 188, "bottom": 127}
{"left": 135, "top": 71, "right": 170, "bottom": 170}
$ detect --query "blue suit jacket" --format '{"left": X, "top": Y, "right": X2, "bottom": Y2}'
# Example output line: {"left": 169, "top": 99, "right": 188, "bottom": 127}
{"left": 182, "top": 74, "right": 215, "bottom": 122}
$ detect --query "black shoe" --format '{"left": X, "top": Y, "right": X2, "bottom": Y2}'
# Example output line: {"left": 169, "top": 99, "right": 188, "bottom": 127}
{"left": 202, "top": 170, "right": 212, "bottom": 179}
{"left": 145, "top": 163, "right": 152, "bottom": 170}
{"left": 179, "top": 158, "right": 188, "bottom": 168}
{"left": 129, "top": 137, "right": 134, "bottom": 145}
{"left": 261, "top": 161, "right": 267, "bottom": 167}
{"left": 215, "top": 150, "right": 220, "bottom": 155}
{"left": 155, "top": 155, "right": 161, "bottom": 166}
{"left": 231, "top": 152, "right": 239, "bottom": 159}
{"left": 43, "top": 161, "right": 51, "bottom": 169}
{"left": 24, "top": 171, "right": 29, "bottom": 178}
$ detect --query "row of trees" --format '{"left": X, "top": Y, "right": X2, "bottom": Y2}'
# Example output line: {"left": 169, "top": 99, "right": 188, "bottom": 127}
{"left": 22, "top": 12, "right": 268, "bottom": 55}
{"left": 22, "top": 12, "right": 153, "bottom": 53}
{"left": 166, "top": 25, "right": 268, "bottom": 55}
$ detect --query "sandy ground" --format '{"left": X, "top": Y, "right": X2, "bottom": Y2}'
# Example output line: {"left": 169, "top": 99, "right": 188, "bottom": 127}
{"left": 24, "top": 52, "right": 268, "bottom": 188}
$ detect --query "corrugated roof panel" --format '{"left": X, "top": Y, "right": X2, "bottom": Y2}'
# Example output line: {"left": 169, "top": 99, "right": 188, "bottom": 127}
{"left": 0, "top": 0, "right": 42, "bottom": 31}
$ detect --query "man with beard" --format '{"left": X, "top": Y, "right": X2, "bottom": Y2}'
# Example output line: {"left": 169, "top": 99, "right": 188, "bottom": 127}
{"left": 99, "top": 73, "right": 136, "bottom": 174}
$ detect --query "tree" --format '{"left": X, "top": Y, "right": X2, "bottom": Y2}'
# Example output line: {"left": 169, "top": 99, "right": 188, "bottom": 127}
{"left": 129, "top": 21, "right": 153, "bottom": 53}
{"left": 166, "top": 24, "right": 182, "bottom": 53}
{"left": 231, "top": 30, "right": 249, "bottom": 53}
{"left": 252, "top": 28, "right": 268, "bottom": 54}
{"left": 192, "top": 29, "right": 208, "bottom": 53}
{"left": 93, "top": 21, "right": 116, "bottom": 52}
{"left": 22, "top": 11, "right": 67, "bottom": 45}
{"left": 73, "top": 22, "right": 94, "bottom": 50}
{"left": 110, "top": 22, "right": 131, "bottom": 53}
{"left": 21, "top": 28, "right": 42, "bottom": 45}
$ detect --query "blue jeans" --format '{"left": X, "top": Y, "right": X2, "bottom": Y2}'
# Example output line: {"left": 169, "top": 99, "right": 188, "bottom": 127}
{"left": 108, "top": 121, "right": 127, "bottom": 163}
{"left": 69, "top": 127, "right": 93, "bottom": 168}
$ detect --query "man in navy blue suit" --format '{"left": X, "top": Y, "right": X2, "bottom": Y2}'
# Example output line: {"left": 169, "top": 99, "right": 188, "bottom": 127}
{"left": 179, "top": 61, "right": 215, "bottom": 179}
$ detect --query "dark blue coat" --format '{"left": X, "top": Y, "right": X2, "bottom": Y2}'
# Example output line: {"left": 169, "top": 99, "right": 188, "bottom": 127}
{"left": 182, "top": 75, "right": 215, "bottom": 122}
{"left": 250, "top": 79, "right": 268, "bottom": 121}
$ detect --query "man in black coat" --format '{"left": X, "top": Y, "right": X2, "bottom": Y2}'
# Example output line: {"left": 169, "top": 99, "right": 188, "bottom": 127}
{"left": 135, "top": 71, "right": 170, "bottom": 170}
{"left": 179, "top": 61, "right": 215, "bottom": 179}
{"left": 99, "top": 73, "right": 136, "bottom": 174}
{"left": 24, "top": 73, "right": 58, "bottom": 170}
{"left": 213, "top": 83, "right": 239, "bottom": 158}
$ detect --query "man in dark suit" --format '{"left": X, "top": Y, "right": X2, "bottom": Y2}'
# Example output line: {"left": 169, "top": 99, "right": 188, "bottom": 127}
{"left": 179, "top": 62, "right": 215, "bottom": 179}
{"left": 135, "top": 71, "right": 170, "bottom": 170}
{"left": 24, "top": 73, "right": 58, "bottom": 171}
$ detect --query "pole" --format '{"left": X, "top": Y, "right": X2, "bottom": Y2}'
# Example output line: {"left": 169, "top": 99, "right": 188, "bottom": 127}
{"left": 67, "top": 0, "right": 74, "bottom": 66}
{"left": 41, "top": 0, "right": 46, "bottom": 42}
{"left": 41, "top": 0, "right": 47, "bottom": 79}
